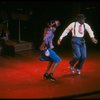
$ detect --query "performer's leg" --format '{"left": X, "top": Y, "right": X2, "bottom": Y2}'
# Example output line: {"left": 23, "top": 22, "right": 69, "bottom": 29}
{"left": 70, "top": 43, "right": 81, "bottom": 73}
{"left": 75, "top": 43, "right": 87, "bottom": 75}
{"left": 50, "top": 62, "right": 59, "bottom": 74}
{"left": 45, "top": 61, "right": 53, "bottom": 73}
{"left": 43, "top": 61, "right": 53, "bottom": 79}
{"left": 48, "top": 49, "right": 61, "bottom": 81}
{"left": 48, "top": 62, "right": 59, "bottom": 81}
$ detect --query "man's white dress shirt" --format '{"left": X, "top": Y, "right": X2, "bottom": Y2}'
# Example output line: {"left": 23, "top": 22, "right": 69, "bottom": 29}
{"left": 60, "top": 22, "right": 94, "bottom": 40}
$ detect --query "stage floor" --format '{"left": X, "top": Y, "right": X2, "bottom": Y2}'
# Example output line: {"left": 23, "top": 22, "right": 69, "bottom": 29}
{"left": 0, "top": 50, "right": 100, "bottom": 99}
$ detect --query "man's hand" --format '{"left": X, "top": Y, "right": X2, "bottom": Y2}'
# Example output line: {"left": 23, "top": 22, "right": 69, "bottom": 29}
{"left": 91, "top": 38, "right": 98, "bottom": 44}
{"left": 57, "top": 39, "right": 62, "bottom": 45}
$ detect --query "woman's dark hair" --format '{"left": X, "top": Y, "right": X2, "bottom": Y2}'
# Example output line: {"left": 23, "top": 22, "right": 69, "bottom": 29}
{"left": 48, "top": 20, "right": 60, "bottom": 28}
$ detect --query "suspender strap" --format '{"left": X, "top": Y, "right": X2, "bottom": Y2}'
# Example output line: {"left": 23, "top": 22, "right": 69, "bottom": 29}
{"left": 74, "top": 22, "right": 85, "bottom": 36}
{"left": 83, "top": 23, "right": 85, "bottom": 32}
{"left": 74, "top": 22, "right": 76, "bottom": 35}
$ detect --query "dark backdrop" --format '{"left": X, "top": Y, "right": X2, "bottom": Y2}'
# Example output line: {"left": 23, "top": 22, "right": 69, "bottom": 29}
{"left": 0, "top": 1, "right": 99, "bottom": 51}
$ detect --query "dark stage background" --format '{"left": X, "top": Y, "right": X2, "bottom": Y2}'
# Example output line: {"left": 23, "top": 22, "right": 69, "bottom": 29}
{"left": 0, "top": 1, "right": 99, "bottom": 52}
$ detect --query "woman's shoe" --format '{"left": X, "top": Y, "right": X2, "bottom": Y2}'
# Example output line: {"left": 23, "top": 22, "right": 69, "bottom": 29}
{"left": 43, "top": 73, "right": 49, "bottom": 79}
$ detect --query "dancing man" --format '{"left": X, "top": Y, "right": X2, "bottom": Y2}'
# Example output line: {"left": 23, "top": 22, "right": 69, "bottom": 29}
{"left": 57, "top": 14, "right": 98, "bottom": 75}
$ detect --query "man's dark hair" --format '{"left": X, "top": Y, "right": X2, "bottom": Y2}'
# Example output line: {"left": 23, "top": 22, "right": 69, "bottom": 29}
{"left": 76, "top": 14, "right": 86, "bottom": 24}
{"left": 76, "top": 14, "right": 86, "bottom": 20}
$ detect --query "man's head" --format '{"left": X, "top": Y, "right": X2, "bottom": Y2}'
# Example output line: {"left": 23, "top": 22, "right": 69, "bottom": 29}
{"left": 76, "top": 14, "right": 86, "bottom": 24}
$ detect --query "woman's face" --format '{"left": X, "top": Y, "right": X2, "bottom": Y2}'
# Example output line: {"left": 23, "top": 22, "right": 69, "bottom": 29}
{"left": 51, "top": 27, "right": 56, "bottom": 32}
